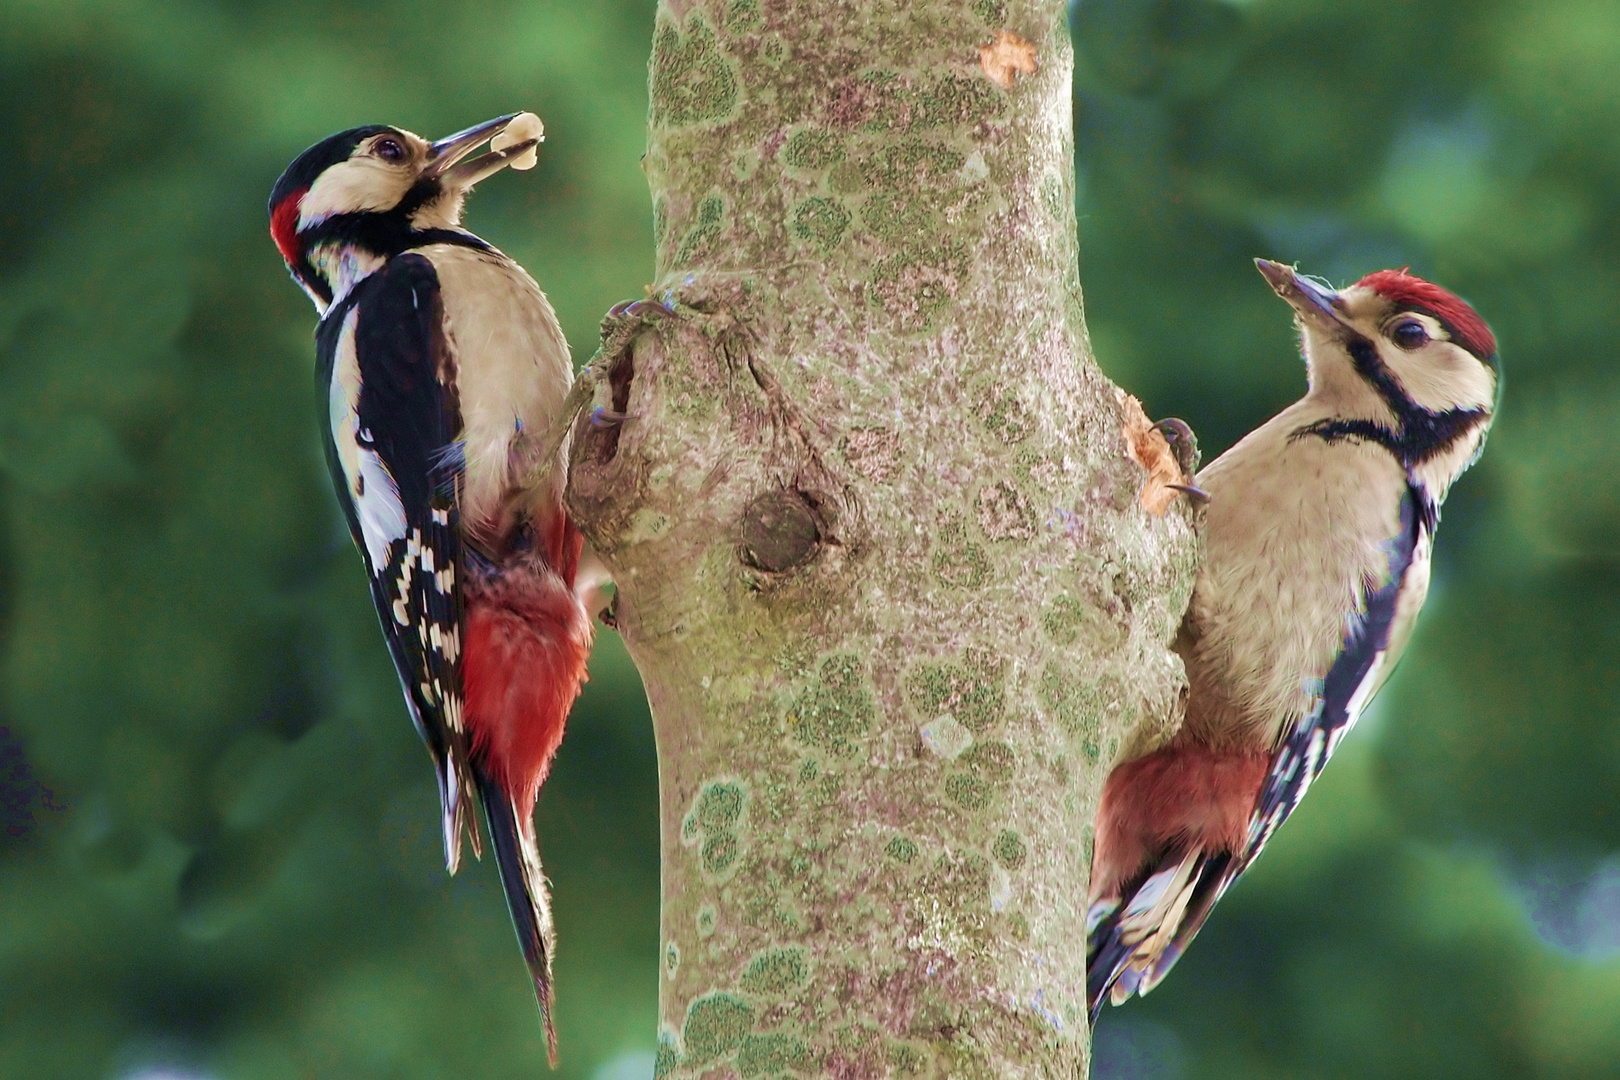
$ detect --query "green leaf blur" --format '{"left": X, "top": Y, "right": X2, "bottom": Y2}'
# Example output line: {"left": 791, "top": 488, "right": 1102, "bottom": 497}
{"left": 0, "top": 1, "right": 1614, "bottom": 1078}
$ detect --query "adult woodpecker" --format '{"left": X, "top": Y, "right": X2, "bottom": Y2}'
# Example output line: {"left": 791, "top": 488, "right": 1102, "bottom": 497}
{"left": 269, "top": 115, "right": 595, "bottom": 1061}
{"left": 1088, "top": 261, "right": 1498, "bottom": 1018}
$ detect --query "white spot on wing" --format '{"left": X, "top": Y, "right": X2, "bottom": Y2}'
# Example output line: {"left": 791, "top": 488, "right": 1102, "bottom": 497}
{"left": 355, "top": 450, "right": 407, "bottom": 569}
{"left": 330, "top": 312, "right": 408, "bottom": 570}
{"left": 330, "top": 312, "right": 363, "bottom": 490}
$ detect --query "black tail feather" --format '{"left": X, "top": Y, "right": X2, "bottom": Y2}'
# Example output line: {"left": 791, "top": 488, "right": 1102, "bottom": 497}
{"left": 474, "top": 761, "right": 559, "bottom": 1066}
{"left": 1087, "top": 907, "right": 1135, "bottom": 1023}
{"left": 1086, "top": 849, "right": 1239, "bottom": 1023}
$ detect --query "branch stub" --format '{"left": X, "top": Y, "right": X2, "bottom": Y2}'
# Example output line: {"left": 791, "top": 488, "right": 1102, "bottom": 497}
{"left": 737, "top": 489, "right": 822, "bottom": 573}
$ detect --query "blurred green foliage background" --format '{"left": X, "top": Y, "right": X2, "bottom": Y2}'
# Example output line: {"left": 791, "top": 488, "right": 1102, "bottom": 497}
{"left": 0, "top": 1, "right": 1614, "bottom": 1077}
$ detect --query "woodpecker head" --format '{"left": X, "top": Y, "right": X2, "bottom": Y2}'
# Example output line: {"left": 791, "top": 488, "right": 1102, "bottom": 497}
{"left": 1256, "top": 259, "right": 1498, "bottom": 491}
{"left": 1256, "top": 259, "right": 1498, "bottom": 416}
{"left": 268, "top": 115, "right": 540, "bottom": 312}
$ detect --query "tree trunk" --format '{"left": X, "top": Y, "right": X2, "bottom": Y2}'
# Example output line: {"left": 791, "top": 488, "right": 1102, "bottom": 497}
{"left": 566, "top": 2, "right": 1198, "bottom": 1075}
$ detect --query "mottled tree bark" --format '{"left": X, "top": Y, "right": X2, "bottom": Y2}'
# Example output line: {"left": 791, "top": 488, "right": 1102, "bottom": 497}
{"left": 566, "top": 1, "right": 1198, "bottom": 1075}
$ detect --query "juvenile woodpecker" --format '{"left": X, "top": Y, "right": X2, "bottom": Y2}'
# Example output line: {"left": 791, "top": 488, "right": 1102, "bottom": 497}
{"left": 269, "top": 115, "right": 592, "bottom": 1060}
{"left": 1088, "top": 261, "right": 1498, "bottom": 1018}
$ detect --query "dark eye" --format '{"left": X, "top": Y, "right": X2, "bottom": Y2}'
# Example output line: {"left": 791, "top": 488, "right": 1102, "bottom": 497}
{"left": 374, "top": 137, "right": 405, "bottom": 162}
{"left": 1391, "top": 319, "right": 1429, "bottom": 350}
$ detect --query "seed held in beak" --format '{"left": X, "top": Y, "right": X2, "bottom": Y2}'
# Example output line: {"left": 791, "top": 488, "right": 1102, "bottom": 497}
{"left": 491, "top": 113, "right": 544, "bottom": 171}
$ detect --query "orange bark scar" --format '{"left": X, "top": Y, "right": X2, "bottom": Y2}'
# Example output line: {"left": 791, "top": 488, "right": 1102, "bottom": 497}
{"left": 1118, "top": 390, "right": 1182, "bottom": 517}
{"left": 979, "top": 31, "right": 1038, "bottom": 90}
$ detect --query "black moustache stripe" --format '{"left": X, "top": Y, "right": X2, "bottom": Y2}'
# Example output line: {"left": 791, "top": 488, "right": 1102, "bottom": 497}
{"left": 293, "top": 209, "right": 490, "bottom": 306}
{"left": 301, "top": 211, "right": 491, "bottom": 261}
{"left": 1290, "top": 335, "right": 1489, "bottom": 471}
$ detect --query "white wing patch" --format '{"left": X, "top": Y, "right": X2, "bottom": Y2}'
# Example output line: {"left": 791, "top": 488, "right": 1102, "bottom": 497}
{"left": 355, "top": 446, "right": 407, "bottom": 569}
{"left": 330, "top": 308, "right": 407, "bottom": 570}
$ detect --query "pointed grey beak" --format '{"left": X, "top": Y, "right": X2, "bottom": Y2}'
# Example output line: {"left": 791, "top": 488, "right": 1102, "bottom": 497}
{"left": 1255, "top": 258, "right": 1347, "bottom": 328}
{"left": 422, "top": 114, "right": 518, "bottom": 181}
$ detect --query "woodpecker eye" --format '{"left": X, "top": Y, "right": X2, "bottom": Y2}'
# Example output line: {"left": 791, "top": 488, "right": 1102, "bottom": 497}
{"left": 1391, "top": 319, "right": 1429, "bottom": 350}
{"left": 373, "top": 137, "right": 406, "bottom": 162}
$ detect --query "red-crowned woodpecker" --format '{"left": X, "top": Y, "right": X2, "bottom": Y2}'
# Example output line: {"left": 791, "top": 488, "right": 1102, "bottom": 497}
{"left": 269, "top": 115, "right": 600, "bottom": 1061}
{"left": 1088, "top": 261, "right": 1499, "bottom": 1018}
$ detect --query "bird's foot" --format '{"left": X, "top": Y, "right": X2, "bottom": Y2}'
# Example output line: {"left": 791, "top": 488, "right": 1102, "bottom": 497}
{"left": 589, "top": 404, "right": 631, "bottom": 428}
{"left": 606, "top": 296, "right": 678, "bottom": 320}
{"left": 1166, "top": 482, "right": 1211, "bottom": 504}
{"left": 1151, "top": 417, "right": 1207, "bottom": 504}
{"left": 1151, "top": 418, "right": 1202, "bottom": 476}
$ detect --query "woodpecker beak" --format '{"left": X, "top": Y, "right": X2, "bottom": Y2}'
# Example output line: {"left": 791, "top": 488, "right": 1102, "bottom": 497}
{"left": 1255, "top": 259, "right": 1349, "bottom": 330}
{"left": 423, "top": 115, "right": 539, "bottom": 187}
{"left": 424, "top": 115, "right": 514, "bottom": 177}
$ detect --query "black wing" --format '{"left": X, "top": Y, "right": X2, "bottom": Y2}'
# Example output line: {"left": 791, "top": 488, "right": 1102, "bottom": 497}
{"left": 1242, "top": 485, "right": 1427, "bottom": 866}
{"left": 316, "top": 253, "right": 476, "bottom": 870}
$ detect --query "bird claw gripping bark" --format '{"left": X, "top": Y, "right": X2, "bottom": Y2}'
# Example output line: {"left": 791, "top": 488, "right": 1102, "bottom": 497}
{"left": 535, "top": 307, "right": 669, "bottom": 471}
{"left": 597, "top": 591, "right": 621, "bottom": 631}
{"left": 538, "top": 366, "right": 604, "bottom": 472}
{"left": 537, "top": 294, "right": 682, "bottom": 465}
{"left": 606, "top": 296, "right": 678, "bottom": 320}
{"left": 597, "top": 294, "right": 681, "bottom": 372}
{"left": 1153, "top": 418, "right": 1210, "bottom": 503}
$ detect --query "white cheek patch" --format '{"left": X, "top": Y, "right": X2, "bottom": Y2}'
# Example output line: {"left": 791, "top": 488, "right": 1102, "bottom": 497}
{"left": 1386, "top": 343, "right": 1496, "bottom": 414}
{"left": 330, "top": 311, "right": 407, "bottom": 570}
{"left": 1379, "top": 313, "right": 1494, "bottom": 415}
{"left": 300, "top": 157, "right": 415, "bottom": 228}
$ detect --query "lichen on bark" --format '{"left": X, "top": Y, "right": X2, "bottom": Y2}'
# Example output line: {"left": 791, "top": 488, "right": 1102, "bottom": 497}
{"left": 566, "top": 1, "right": 1199, "bottom": 1075}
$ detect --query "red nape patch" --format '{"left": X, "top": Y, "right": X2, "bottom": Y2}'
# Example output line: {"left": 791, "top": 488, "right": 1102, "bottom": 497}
{"left": 269, "top": 188, "right": 307, "bottom": 267}
{"left": 1091, "top": 743, "right": 1270, "bottom": 900}
{"left": 463, "top": 566, "right": 592, "bottom": 814}
{"left": 1356, "top": 268, "right": 1497, "bottom": 360}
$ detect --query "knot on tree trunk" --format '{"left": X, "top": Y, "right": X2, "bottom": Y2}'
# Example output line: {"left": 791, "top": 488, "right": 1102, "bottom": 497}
{"left": 567, "top": 281, "right": 865, "bottom": 626}
{"left": 738, "top": 488, "right": 825, "bottom": 574}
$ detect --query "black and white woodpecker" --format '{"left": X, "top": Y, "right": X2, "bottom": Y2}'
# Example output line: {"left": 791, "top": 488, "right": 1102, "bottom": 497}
{"left": 269, "top": 114, "right": 599, "bottom": 1062}
{"left": 1088, "top": 261, "right": 1499, "bottom": 1018}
